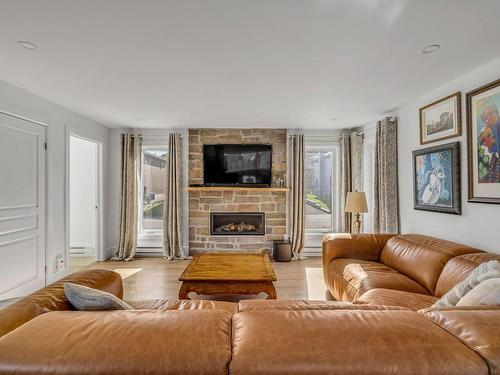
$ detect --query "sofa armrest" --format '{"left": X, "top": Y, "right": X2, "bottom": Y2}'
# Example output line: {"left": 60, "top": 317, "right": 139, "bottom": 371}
{"left": 420, "top": 307, "right": 500, "bottom": 373}
{"left": 0, "top": 269, "right": 123, "bottom": 338}
{"left": 322, "top": 233, "right": 397, "bottom": 269}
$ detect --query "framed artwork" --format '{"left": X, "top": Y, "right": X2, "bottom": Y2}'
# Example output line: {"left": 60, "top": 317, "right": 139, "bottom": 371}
{"left": 466, "top": 78, "right": 500, "bottom": 204}
{"left": 413, "top": 142, "right": 461, "bottom": 215}
{"left": 419, "top": 92, "right": 461, "bottom": 144}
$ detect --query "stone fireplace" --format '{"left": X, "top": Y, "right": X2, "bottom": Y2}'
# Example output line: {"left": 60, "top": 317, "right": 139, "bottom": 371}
{"left": 188, "top": 128, "right": 287, "bottom": 254}
{"left": 210, "top": 212, "right": 265, "bottom": 236}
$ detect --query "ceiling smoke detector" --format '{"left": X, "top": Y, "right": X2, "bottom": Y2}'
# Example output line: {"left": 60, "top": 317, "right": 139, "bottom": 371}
{"left": 17, "top": 40, "right": 38, "bottom": 50}
{"left": 422, "top": 44, "right": 440, "bottom": 54}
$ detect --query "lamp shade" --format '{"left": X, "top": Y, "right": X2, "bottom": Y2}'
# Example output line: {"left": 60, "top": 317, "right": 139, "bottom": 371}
{"left": 345, "top": 192, "right": 368, "bottom": 213}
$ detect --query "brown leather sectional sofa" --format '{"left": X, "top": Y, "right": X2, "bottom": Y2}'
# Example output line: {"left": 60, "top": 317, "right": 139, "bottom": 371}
{"left": 323, "top": 233, "right": 500, "bottom": 310}
{"left": 0, "top": 234, "right": 499, "bottom": 374}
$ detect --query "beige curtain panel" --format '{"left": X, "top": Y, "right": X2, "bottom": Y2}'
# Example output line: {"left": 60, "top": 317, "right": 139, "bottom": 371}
{"left": 339, "top": 134, "right": 352, "bottom": 233}
{"left": 114, "top": 134, "right": 141, "bottom": 261}
{"left": 374, "top": 117, "right": 400, "bottom": 234}
{"left": 289, "top": 133, "right": 305, "bottom": 260}
{"left": 163, "top": 133, "right": 185, "bottom": 260}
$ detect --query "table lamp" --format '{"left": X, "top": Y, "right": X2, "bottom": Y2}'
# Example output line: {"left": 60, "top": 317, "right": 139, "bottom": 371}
{"left": 344, "top": 192, "right": 368, "bottom": 234}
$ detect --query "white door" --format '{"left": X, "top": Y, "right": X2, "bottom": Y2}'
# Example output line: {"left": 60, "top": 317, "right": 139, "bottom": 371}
{"left": 0, "top": 112, "right": 46, "bottom": 300}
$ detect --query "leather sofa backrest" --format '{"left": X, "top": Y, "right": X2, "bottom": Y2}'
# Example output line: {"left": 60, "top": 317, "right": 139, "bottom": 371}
{"left": 380, "top": 235, "right": 482, "bottom": 294}
{"left": 434, "top": 253, "right": 500, "bottom": 297}
{"left": 0, "top": 269, "right": 123, "bottom": 338}
{"left": 238, "top": 299, "right": 410, "bottom": 311}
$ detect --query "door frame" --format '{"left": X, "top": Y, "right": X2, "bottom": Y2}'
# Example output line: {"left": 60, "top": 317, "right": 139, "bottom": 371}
{"left": 65, "top": 127, "right": 104, "bottom": 264}
{"left": 0, "top": 109, "right": 47, "bottom": 297}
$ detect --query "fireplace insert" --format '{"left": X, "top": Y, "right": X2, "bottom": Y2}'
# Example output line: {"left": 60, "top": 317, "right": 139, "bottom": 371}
{"left": 210, "top": 212, "right": 265, "bottom": 236}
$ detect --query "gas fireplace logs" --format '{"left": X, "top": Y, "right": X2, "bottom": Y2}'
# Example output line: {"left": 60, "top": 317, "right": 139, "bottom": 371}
{"left": 215, "top": 222, "right": 261, "bottom": 233}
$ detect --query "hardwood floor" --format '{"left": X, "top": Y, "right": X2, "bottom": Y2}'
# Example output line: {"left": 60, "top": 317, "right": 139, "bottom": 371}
{"left": 85, "top": 256, "right": 327, "bottom": 301}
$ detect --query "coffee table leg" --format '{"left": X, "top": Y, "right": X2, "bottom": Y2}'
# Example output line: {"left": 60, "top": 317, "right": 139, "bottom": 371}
{"left": 264, "top": 282, "right": 277, "bottom": 299}
{"left": 179, "top": 282, "right": 191, "bottom": 300}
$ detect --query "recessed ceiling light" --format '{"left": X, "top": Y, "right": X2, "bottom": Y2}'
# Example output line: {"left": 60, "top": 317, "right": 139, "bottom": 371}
{"left": 17, "top": 40, "right": 38, "bottom": 50}
{"left": 330, "top": 118, "right": 338, "bottom": 121}
{"left": 422, "top": 44, "right": 440, "bottom": 54}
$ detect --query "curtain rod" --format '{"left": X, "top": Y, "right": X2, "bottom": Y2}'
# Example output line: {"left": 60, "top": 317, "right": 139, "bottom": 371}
{"left": 127, "top": 134, "right": 182, "bottom": 138}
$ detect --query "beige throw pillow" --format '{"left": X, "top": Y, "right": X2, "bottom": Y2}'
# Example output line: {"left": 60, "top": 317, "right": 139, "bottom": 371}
{"left": 433, "top": 260, "right": 500, "bottom": 308}
{"left": 456, "top": 278, "right": 500, "bottom": 306}
{"left": 64, "top": 283, "right": 132, "bottom": 311}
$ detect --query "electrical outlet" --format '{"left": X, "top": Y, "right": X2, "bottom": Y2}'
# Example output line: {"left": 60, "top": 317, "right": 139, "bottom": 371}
{"left": 55, "top": 255, "right": 65, "bottom": 272}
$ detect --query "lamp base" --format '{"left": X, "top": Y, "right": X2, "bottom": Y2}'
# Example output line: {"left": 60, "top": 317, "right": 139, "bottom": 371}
{"left": 352, "top": 213, "right": 361, "bottom": 234}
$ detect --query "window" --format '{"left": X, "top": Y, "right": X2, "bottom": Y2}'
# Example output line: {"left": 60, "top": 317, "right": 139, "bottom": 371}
{"left": 139, "top": 145, "right": 167, "bottom": 247}
{"left": 304, "top": 141, "right": 340, "bottom": 233}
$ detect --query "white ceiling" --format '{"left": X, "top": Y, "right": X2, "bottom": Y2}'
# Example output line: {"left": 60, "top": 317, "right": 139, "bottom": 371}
{"left": 1, "top": 0, "right": 500, "bottom": 129}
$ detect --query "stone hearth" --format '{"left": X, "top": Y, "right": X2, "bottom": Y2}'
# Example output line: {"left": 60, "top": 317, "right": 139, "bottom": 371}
{"left": 189, "top": 189, "right": 286, "bottom": 253}
{"left": 188, "top": 129, "right": 287, "bottom": 253}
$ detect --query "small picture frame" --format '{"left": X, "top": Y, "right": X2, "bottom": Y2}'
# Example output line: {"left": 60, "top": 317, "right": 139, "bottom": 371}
{"left": 413, "top": 142, "right": 461, "bottom": 215}
{"left": 419, "top": 92, "right": 462, "bottom": 145}
{"left": 466, "top": 78, "right": 500, "bottom": 204}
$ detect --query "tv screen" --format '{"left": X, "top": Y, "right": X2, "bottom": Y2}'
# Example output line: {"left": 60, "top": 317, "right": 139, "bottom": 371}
{"left": 203, "top": 144, "right": 272, "bottom": 186}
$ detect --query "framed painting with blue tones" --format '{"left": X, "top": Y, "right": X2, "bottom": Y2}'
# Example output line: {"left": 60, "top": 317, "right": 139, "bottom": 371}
{"left": 413, "top": 142, "right": 461, "bottom": 215}
{"left": 466, "top": 78, "right": 500, "bottom": 204}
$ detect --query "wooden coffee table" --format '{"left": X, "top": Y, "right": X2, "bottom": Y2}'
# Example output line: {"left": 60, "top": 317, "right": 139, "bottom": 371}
{"left": 178, "top": 253, "right": 277, "bottom": 299}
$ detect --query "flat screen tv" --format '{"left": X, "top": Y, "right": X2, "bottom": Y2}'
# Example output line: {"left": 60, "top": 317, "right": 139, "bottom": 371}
{"left": 203, "top": 144, "right": 272, "bottom": 187}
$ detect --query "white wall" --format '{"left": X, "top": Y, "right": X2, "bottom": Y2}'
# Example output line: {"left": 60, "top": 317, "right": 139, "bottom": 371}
{"left": 70, "top": 136, "right": 97, "bottom": 250}
{"left": 397, "top": 57, "right": 500, "bottom": 253}
{"left": 0, "top": 80, "right": 111, "bottom": 283}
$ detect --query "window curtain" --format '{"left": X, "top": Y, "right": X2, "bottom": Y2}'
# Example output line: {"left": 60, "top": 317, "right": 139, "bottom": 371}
{"left": 373, "top": 117, "right": 400, "bottom": 234}
{"left": 163, "top": 133, "right": 185, "bottom": 260}
{"left": 289, "top": 133, "right": 305, "bottom": 260}
{"left": 114, "top": 134, "right": 141, "bottom": 261}
{"left": 340, "top": 132, "right": 364, "bottom": 233}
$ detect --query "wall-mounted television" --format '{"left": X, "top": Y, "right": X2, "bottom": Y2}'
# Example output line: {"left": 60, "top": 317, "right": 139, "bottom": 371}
{"left": 203, "top": 144, "right": 272, "bottom": 187}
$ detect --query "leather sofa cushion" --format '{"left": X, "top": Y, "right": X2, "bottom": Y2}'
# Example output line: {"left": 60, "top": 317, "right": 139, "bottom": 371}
{"left": 422, "top": 307, "right": 500, "bottom": 375}
{"left": 128, "top": 299, "right": 238, "bottom": 314}
{"left": 355, "top": 288, "right": 438, "bottom": 310}
{"left": 238, "top": 299, "right": 410, "bottom": 311}
{"left": 326, "top": 259, "right": 429, "bottom": 301}
{"left": 380, "top": 234, "right": 482, "bottom": 295}
{"left": 0, "top": 310, "right": 232, "bottom": 375}
{"left": 435, "top": 253, "right": 500, "bottom": 297}
{"left": 230, "top": 310, "right": 487, "bottom": 375}
{"left": 0, "top": 269, "right": 123, "bottom": 338}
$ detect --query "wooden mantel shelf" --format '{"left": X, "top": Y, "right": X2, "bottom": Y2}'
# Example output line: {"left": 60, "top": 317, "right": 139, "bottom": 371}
{"left": 187, "top": 186, "right": 289, "bottom": 192}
